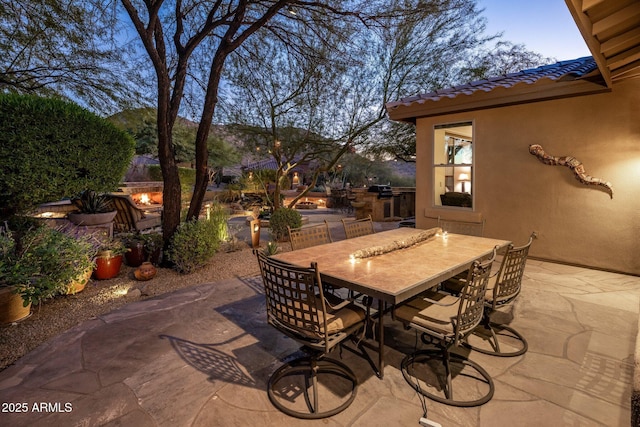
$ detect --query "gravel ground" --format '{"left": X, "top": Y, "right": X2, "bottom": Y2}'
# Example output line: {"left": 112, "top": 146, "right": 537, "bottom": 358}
{"left": 0, "top": 242, "right": 262, "bottom": 371}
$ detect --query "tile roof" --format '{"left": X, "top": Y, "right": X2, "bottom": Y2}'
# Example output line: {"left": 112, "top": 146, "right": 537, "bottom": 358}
{"left": 386, "top": 56, "right": 598, "bottom": 110}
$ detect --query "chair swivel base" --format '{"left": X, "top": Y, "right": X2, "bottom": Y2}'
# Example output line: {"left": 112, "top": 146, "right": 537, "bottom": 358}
{"left": 268, "top": 356, "right": 358, "bottom": 419}
{"left": 401, "top": 350, "right": 494, "bottom": 407}
{"left": 464, "top": 322, "right": 528, "bottom": 357}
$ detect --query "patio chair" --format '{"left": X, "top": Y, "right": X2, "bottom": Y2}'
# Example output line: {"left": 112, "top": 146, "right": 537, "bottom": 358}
{"left": 437, "top": 216, "right": 485, "bottom": 237}
{"left": 341, "top": 215, "right": 374, "bottom": 239}
{"left": 394, "top": 248, "right": 497, "bottom": 407}
{"left": 256, "top": 251, "right": 366, "bottom": 419}
{"left": 443, "top": 232, "right": 536, "bottom": 357}
{"left": 107, "top": 194, "right": 162, "bottom": 233}
{"left": 288, "top": 221, "right": 332, "bottom": 251}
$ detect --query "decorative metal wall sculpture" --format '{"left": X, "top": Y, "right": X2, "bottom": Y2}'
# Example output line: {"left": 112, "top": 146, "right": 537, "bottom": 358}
{"left": 528, "top": 144, "right": 613, "bottom": 199}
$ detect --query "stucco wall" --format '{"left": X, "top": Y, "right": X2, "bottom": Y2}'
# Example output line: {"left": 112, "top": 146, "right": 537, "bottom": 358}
{"left": 414, "top": 78, "right": 640, "bottom": 275}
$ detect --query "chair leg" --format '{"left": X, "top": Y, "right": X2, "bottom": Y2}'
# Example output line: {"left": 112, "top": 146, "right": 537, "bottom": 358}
{"left": 268, "top": 356, "right": 358, "bottom": 419}
{"left": 464, "top": 314, "right": 528, "bottom": 357}
{"left": 401, "top": 348, "right": 494, "bottom": 407}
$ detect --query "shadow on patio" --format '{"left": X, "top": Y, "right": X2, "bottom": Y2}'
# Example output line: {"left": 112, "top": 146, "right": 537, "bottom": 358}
{"left": 0, "top": 252, "right": 637, "bottom": 426}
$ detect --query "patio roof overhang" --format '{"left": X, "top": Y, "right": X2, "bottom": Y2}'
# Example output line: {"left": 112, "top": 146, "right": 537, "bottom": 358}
{"left": 386, "top": 0, "right": 640, "bottom": 123}
{"left": 386, "top": 60, "right": 610, "bottom": 123}
{"left": 566, "top": 0, "right": 640, "bottom": 86}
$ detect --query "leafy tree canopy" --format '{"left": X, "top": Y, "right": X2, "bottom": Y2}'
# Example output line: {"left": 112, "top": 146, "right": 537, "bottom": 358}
{"left": 108, "top": 108, "right": 240, "bottom": 169}
{"left": 0, "top": 0, "right": 146, "bottom": 114}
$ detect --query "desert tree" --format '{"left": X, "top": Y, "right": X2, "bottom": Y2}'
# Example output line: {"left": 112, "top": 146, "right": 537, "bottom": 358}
{"left": 0, "top": 0, "right": 143, "bottom": 114}
{"left": 225, "top": 0, "right": 494, "bottom": 206}
{"left": 367, "top": 40, "right": 553, "bottom": 162}
{"left": 118, "top": 0, "right": 395, "bottom": 244}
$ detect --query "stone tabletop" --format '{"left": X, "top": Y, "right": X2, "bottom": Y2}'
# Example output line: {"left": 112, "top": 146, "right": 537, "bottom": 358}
{"left": 273, "top": 228, "right": 510, "bottom": 304}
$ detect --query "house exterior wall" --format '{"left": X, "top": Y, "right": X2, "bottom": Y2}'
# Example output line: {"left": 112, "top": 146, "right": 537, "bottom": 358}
{"left": 415, "top": 78, "right": 640, "bottom": 275}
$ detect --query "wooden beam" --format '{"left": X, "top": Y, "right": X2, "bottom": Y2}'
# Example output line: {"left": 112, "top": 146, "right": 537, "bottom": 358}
{"left": 607, "top": 45, "right": 640, "bottom": 69}
{"left": 582, "top": 0, "right": 607, "bottom": 12}
{"left": 611, "top": 59, "right": 640, "bottom": 80}
{"left": 565, "top": 0, "right": 612, "bottom": 86}
{"left": 600, "top": 27, "right": 640, "bottom": 55}
{"left": 592, "top": 3, "right": 640, "bottom": 36}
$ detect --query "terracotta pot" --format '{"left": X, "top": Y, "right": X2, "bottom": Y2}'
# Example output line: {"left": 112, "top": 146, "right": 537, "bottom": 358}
{"left": 125, "top": 241, "right": 145, "bottom": 267}
{"left": 65, "top": 268, "right": 93, "bottom": 295}
{"left": 93, "top": 252, "right": 123, "bottom": 280}
{"left": 146, "top": 248, "right": 162, "bottom": 266}
{"left": 134, "top": 262, "right": 157, "bottom": 281}
{"left": 0, "top": 287, "right": 31, "bottom": 325}
{"left": 67, "top": 210, "right": 117, "bottom": 226}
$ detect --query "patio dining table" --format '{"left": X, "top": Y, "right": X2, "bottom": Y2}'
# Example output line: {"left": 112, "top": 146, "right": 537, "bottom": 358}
{"left": 272, "top": 227, "right": 511, "bottom": 378}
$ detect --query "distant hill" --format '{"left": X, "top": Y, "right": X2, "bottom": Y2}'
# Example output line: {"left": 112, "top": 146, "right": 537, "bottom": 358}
{"left": 385, "top": 160, "right": 416, "bottom": 180}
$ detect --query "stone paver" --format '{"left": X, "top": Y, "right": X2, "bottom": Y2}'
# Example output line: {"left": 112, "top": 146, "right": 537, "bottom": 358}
{"left": 0, "top": 210, "right": 637, "bottom": 426}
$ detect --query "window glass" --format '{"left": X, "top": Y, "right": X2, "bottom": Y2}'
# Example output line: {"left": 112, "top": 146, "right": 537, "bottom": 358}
{"left": 434, "top": 122, "right": 473, "bottom": 208}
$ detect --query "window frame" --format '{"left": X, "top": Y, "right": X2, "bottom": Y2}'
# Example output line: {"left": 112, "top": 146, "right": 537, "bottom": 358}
{"left": 433, "top": 121, "right": 474, "bottom": 210}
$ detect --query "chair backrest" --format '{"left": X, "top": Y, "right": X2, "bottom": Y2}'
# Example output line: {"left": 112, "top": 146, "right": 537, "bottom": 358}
{"left": 438, "top": 216, "right": 485, "bottom": 237}
{"left": 342, "top": 215, "right": 374, "bottom": 239}
{"left": 107, "top": 195, "right": 144, "bottom": 233}
{"left": 256, "top": 252, "right": 330, "bottom": 350}
{"left": 490, "top": 232, "right": 536, "bottom": 308}
{"left": 288, "top": 221, "right": 332, "bottom": 251}
{"left": 454, "top": 248, "right": 497, "bottom": 346}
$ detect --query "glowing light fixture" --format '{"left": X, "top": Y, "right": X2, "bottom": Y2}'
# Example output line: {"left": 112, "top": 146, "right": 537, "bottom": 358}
{"left": 458, "top": 173, "right": 470, "bottom": 193}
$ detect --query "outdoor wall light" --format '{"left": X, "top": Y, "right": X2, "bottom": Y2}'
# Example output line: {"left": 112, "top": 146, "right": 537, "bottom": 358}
{"left": 250, "top": 218, "right": 261, "bottom": 249}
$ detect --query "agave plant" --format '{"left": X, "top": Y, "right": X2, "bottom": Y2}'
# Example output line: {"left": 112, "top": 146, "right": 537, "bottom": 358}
{"left": 71, "top": 190, "right": 112, "bottom": 214}
{"left": 263, "top": 241, "right": 280, "bottom": 256}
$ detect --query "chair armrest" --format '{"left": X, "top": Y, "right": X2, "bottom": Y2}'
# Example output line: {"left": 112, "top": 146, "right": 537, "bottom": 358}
{"left": 324, "top": 297, "right": 351, "bottom": 311}
{"left": 323, "top": 292, "right": 352, "bottom": 311}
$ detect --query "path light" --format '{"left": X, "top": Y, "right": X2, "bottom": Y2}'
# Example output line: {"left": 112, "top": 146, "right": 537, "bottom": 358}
{"left": 250, "top": 218, "right": 261, "bottom": 249}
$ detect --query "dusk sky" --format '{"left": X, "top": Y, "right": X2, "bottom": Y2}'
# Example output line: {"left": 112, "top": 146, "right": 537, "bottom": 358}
{"left": 477, "top": 0, "right": 592, "bottom": 60}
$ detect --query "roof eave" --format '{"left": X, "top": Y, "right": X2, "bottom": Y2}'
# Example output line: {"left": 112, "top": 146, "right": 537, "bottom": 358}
{"left": 386, "top": 79, "right": 610, "bottom": 122}
{"left": 565, "top": 0, "right": 613, "bottom": 87}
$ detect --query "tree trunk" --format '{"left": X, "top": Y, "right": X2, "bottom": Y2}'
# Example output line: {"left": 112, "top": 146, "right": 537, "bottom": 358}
{"left": 187, "top": 50, "right": 228, "bottom": 220}
{"left": 156, "top": 74, "right": 181, "bottom": 250}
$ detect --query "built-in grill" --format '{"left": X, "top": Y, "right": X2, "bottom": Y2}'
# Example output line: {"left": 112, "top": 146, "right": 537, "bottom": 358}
{"left": 367, "top": 184, "right": 393, "bottom": 199}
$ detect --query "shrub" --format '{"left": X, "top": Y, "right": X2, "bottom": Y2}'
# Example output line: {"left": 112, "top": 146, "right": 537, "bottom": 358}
{"left": 205, "top": 202, "right": 230, "bottom": 242}
{"left": 1, "top": 225, "right": 95, "bottom": 306}
{"left": 167, "top": 218, "right": 221, "bottom": 274}
{"left": 269, "top": 207, "right": 302, "bottom": 242}
{"left": 0, "top": 94, "right": 135, "bottom": 220}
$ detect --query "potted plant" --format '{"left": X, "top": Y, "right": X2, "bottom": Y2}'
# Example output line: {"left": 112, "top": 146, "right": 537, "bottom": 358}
{"left": 0, "top": 225, "right": 95, "bottom": 324}
{"left": 0, "top": 227, "right": 33, "bottom": 324}
{"left": 93, "top": 238, "right": 128, "bottom": 280}
{"left": 141, "top": 232, "right": 163, "bottom": 265}
{"left": 67, "top": 190, "right": 117, "bottom": 226}
{"left": 121, "top": 233, "right": 146, "bottom": 267}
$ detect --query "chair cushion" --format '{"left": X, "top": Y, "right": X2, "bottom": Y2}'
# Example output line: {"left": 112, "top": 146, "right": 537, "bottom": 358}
{"left": 395, "top": 291, "right": 460, "bottom": 337}
{"left": 320, "top": 301, "right": 366, "bottom": 335}
{"left": 278, "top": 296, "right": 365, "bottom": 339}
{"left": 135, "top": 213, "right": 162, "bottom": 231}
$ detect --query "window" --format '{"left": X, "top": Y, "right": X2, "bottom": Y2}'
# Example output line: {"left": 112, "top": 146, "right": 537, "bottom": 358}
{"left": 434, "top": 122, "right": 473, "bottom": 208}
